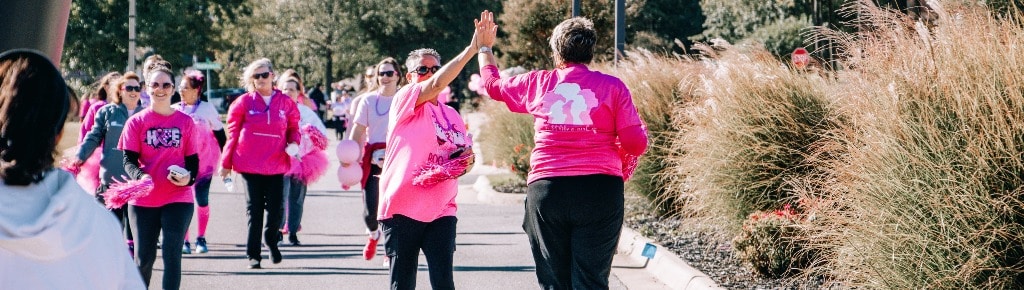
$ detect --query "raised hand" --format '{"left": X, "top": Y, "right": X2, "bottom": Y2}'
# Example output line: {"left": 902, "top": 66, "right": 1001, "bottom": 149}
{"left": 475, "top": 10, "right": 497, "bottom": 48}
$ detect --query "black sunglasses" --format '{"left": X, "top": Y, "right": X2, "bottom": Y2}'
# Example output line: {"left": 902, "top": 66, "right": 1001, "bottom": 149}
{"left": 252, "top": 72, "right": 272, "bottom": 79}
{"left": 378, "top": 71, "right": 397, "bottom": 77}
{"left": 415, "top": 66, "right": 442, "bottom": 76}
{"left": 123, "top": 85, "right": 142, "bottom": 92}
{"left": 149, "top": 82, "right": 174, "bottom": 89}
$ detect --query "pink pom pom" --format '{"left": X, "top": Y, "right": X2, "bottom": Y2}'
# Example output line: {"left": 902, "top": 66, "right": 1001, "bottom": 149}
{"left": 304, "top": 125, "right": 329, "bottom": 151}
{"left": 336, "top": 140, "right": 361, "bottom": 164}
{"left": 104, "top": 178, "right": 154, "bottom": 209}
{"left": 337, "top": 163, "right": 362, "bottom": 187}
{"left": 412, "top": 153, "right": 473, "bottom": 187}
{"left": 618, "top": 142, "right": 640, "bottom": 181}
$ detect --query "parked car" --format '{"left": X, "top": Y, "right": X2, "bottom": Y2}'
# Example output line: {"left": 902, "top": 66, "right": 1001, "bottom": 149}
{"left": 204, "top": 88, "right": 245, "bottom": 113}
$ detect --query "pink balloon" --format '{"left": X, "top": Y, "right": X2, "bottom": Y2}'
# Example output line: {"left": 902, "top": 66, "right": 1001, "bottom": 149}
{"left": 336, "top": 140, "right": 361, "bottom": 164}
{"left": 337, "top": 164, "right": 362, "bottom": 187}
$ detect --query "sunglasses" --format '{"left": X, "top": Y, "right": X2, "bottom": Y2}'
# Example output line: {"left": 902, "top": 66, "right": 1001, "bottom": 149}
{"left": 252, "top": 72, "right": 272, "bottom": 79}
{"left": 378, "top": 71, "right": 397, "bottom": 77}
{"left": 149, "top": 82, "right": 174, "bottom": 89}
{"left": 415, "top": 66, "right": 442, "bottom": 76}
{"left": 123, "top": 85, "right": 142, "bottom": 92}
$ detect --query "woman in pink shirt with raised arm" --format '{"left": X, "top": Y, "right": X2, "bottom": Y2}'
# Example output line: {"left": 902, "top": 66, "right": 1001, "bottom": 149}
{"left": 376, "top": 12, "right": 490, "bottom": 289}
{"left": 219, "top": 58, "right": 301, "bottom": 269}
{"left": 476, "top": 14, "right": 648, "bottom": 289}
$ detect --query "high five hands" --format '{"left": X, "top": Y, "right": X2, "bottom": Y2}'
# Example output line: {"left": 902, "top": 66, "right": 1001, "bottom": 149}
{"left": 474, "top": 11, "right": 497, "bottom": 50}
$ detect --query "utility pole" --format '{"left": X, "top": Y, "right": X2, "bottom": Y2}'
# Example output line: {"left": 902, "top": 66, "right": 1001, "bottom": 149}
{"left": 572, "top": 0, "right": 581, "bottom": 17}
{"left": 128, "top": 0, "right": 136, "bottom": 72}
{"left": 614, "top": 0, "right": 625, "bottom": 64}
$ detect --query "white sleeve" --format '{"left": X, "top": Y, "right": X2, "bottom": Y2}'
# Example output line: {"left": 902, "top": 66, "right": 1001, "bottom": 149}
{"left": 201, "top": 102, "right": 224, "bottom": 131}
{"left": 351, "top": 96, "right": 370, "bottom": 127}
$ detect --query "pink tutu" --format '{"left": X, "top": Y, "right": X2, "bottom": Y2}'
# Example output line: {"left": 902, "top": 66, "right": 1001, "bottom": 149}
{"left": 192, "top": 121, "right": 221, "bottom": 179}
{"left": 287, "top": 124, "right": 330, "bottom": 184}
{"left": 76, "top": 148, "right": 102, "bottom": 194}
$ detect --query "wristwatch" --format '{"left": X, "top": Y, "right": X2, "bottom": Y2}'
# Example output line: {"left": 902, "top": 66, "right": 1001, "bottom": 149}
{"left": 477, "top": 46, "right": 492, "bottom": 54}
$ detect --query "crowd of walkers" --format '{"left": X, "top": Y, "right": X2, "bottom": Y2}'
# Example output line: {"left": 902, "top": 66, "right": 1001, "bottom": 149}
{"left": 0, "top": 9, "right": 647, "bottom": 290}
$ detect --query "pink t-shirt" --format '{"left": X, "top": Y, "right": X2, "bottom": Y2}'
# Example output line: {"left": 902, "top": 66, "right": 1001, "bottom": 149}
{"left": 378, "top": 84, "right": 469, "bottom": 222}
{"left": 118, "top": 109, "right": 197, "bottom": 207}
{"left": 484, "top": 64, "right": 644, "bottom": 184}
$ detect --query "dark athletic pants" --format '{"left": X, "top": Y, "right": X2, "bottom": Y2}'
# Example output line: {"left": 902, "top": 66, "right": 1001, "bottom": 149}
{"left": 362, "top": 164, "right": 383, "bottom": 231}
{"left": 241, "top": 173, "right": 284, "bottom": 260}
{"left": 282, "top": 176, "right": 306, "bottom": 234}
{"left": 381, "top": 214, "right": 457, "bottom": 290}
{"left": 523, "top": 174, "right": 624, "bottom": 290}
{"left": 129, "top": 202, "right": 194, "bottom": 290}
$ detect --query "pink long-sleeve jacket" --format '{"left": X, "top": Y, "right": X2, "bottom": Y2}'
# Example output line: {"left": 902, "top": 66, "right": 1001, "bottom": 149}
{"left": 220, "top": 90, "right": 301, "bottom": 175}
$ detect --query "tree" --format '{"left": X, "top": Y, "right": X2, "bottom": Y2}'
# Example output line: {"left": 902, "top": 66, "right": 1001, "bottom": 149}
{"left": 499, "top": 0, "right": 701, "bottom": 70}
{"left": 63, "top": 0, "right": 242, "bottom": 80}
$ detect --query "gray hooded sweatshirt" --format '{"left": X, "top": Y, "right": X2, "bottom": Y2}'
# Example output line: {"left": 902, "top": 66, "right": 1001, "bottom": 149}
{"left": 0, "top": 170, "right": 144, "bottom": 289}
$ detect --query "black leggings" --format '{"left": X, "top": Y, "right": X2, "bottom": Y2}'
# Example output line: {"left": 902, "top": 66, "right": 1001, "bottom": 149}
{"left": 362, "top": 164, "right": 383, "bottom": 231}
{"left": 523, "top": 174, "right": 624, "bottom": 290}
{"left": 129, "top": 202, "right": 194, "bottom": 290}
{"left": 240, "top": 173, "right": 284, "bottom": 260}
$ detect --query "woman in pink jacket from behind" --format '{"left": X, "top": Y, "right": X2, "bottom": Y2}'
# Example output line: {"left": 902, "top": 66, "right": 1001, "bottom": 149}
{"left": 219, "top": 58, "right": 301, "bottom": 269}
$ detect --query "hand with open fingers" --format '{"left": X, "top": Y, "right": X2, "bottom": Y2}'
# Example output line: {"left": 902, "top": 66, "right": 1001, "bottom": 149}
{"left": 476, "top": 10, "right": 497, "bottom": 48}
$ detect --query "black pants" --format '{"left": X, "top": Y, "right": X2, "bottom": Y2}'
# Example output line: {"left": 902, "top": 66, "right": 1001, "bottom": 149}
{"left": 96, "top": 182, "right": 133, "bottom": 241}
{"left": 523, "top": 174, "right": 624, "bottom": 290}
{"left": 241, "top": 173, "right": 284, "bottom": 261}
{"left": 282, "top": 176, "right": 306, "bottom": 234}
{"left": 381, "top": 214, "right": 457, "bottom": 290}
{"left": 362, "top": 164, "right": 383, "bottom": 231}
{"left": 129, "top": 202, "right": 194, "bottom": 290}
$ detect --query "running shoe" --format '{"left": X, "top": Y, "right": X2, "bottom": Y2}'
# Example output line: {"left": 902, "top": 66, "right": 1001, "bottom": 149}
{"left": 182, "top": 241, "right": 192, "bottom": 254}
{"left": 363, "top": 229, "right": 380, "bottom": 261}
{"left": 195, "top": 237, "right": 208, "bottom": 253}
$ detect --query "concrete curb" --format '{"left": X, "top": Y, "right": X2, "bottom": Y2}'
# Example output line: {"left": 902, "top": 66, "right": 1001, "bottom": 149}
{"left": 617, "top": 227, "right": 725, "bottom": 290}
{"left": 472, "top": 175, "right": 526, "bottom": 205}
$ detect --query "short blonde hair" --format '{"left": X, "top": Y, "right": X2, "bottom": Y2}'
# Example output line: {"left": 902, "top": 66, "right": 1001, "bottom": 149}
{"left": 240, "top": 58, "right": 273, "bottom": 92}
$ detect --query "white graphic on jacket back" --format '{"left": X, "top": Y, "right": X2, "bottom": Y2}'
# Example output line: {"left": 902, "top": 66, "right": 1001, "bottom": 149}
{"left": 540, "top": 83, "right": 598, "bottom": 125}
{"left": 145, "top": 127, "right": 182, "bottom": 149}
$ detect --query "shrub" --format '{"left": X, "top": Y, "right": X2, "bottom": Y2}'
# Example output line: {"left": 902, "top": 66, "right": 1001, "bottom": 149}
{"left": 668, "top": 43, "right": 841, "bottom": 232}
{"left": 804, "top": 1, "right": 1024, "bottom": 288}
{"left": 597, "top": 50, "right": 703, "bottom": 216}
{"left": 732, "top": 204, "right": 814, "bottom": 278}
{"left": 477, "top": 100, "right": 534, "bottom": 182}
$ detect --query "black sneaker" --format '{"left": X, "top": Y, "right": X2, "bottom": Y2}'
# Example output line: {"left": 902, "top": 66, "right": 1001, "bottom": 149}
{"left": 289, "top": 233, "right": 301, "bottom": 246}
{"left": 270, "top": 246, "right": 282, "bottom": 264}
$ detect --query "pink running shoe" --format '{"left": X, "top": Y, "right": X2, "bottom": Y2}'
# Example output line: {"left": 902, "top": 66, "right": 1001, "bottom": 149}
{"left": 363, "top": 229, "right": 380, "bottom": 261}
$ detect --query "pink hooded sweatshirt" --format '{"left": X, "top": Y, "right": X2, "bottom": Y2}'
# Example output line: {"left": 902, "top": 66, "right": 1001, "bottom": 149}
{"left": 220, "top": 90, "right": 301, "bottom": 175}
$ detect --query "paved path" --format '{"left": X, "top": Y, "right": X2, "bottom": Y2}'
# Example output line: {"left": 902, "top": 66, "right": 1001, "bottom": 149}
{"left": 142, "top": 114, "right": 671, "bottom": 289}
